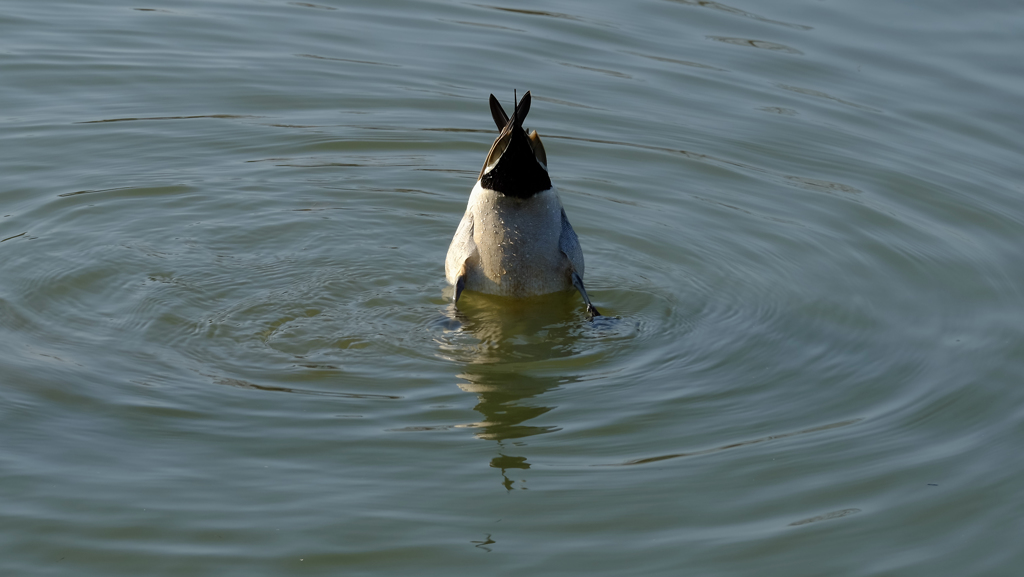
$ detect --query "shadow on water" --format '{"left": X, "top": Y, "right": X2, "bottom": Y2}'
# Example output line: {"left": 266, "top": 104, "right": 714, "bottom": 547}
{"left": 433, "top": 291, "right": 604, "bottom": 489}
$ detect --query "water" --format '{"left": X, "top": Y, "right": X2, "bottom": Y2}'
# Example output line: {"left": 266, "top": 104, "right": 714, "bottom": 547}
{"left": 3, "top": 0, "right": 1023, "bottom": 574}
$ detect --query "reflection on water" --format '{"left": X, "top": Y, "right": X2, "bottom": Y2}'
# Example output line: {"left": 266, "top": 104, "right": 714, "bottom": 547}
{"left": 437, "top": 292, "right": 588, "bottom": 488}
{"left": 456, "top": 369, "right": 564, "bottom": 441}
{"left": 457, "top": 368, "right": 572, "bottom": 489}
{"left": 435, "top": 291, "right": 587, "bottom": 364}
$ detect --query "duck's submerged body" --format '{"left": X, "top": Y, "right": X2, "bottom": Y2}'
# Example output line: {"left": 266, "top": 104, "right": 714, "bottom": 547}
{"left": 445, "top": 91, "right": 599, "bottom": 316}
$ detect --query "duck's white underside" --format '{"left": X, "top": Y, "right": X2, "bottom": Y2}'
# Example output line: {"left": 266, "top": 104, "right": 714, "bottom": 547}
{"left": 445, "top": 182, "right": 584, "bottom": 297}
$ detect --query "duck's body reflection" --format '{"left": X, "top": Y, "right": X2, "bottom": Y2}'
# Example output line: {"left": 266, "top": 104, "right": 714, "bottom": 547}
{"left": 456, "top": 372, "right": 561, "bottom": 441}
{"left": 437, "top": 292, "right": 587, "bottom": 489}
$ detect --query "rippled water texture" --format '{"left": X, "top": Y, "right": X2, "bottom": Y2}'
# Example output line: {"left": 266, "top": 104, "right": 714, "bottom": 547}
{"left": 3, "top": 0, "right": 1024, "bottom": 575}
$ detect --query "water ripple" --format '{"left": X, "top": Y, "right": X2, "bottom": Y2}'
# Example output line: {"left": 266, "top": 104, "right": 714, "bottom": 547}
{"left": 775, "top": 83, "right": 883, "bottom": 112}
{"left": 789, "top": 508, "right": 862, "bottom": 526}
{"left": 624, "top": 50, "right": 728, "bottom": 71}
{"left": 470, "top": 4, "right": 587, "bottom": 22}
{"left": 667, "top": 0, "right": 813, "bottom": 30}
{"left": 75, "top": 115, "right": 255, "bottom": 124}
{"left": 557, "top": 61, "right": 634, "bottom": 79}
{"left": 708, "top": 36, "right": 803, "bottom": 55}
{"left": 600, "top": 419, "right": 862, "bottom": 466}
{"left": 295, "top": 53, "right": 400, "bottom": 67}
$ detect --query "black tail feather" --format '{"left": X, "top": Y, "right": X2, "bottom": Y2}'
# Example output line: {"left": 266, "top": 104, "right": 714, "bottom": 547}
{"left": 488, "top": 94, "right": 509, "bottom": 130}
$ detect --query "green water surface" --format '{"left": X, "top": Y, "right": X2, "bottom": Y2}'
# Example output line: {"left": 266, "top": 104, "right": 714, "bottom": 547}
{"left": 2, "top": 1, "right": 1023, "bottom": 575}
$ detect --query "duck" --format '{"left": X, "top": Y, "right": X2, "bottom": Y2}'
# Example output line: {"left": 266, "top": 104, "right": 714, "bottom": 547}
{"left": 445, "top": 91, "right": 600, "bottom": 317}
